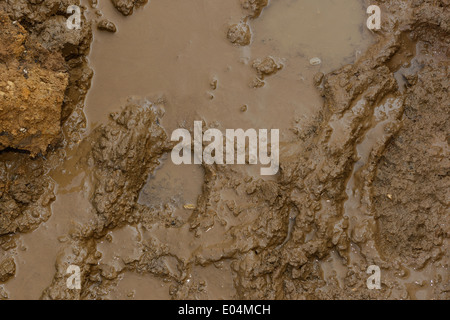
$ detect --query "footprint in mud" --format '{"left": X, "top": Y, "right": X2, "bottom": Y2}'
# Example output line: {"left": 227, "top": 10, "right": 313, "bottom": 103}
{"left": 139, "top": 156, "right": 204, "bottom": 211}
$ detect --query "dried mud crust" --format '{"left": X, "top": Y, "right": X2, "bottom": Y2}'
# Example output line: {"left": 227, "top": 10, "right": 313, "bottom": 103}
{"left": 227, "top": 22, "right": 252, "bottom": 46}
{"left": 0, "top": 0, "right": 93, "bottom": 143}
{"left": 0, "top": 12, "right": 68, "bottom": 155}
{"left": 0, "top": 1, "right": 92, "bottom": 246}
{"left": 0, "top": 0, "right": 448, "bottom": 300}
{"left": 111, "top": 0, "right": 148, "bottom": 16}
{"left": 38, "top": 0, "right": 449, "bottom": 300}
{"left": 0, "top": 257, "right": 15, "bottom": 282}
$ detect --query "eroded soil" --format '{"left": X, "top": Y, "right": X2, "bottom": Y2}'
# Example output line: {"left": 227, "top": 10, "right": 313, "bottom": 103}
{"left": 0, "top": 0, "right": 448, "bottom": 300}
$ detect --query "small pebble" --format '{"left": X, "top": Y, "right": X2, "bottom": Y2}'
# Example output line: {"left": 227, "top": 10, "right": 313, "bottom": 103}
{"left": 97, "top": 19, "right": 117, "bottom": 33}
{"left": 310, "top": 57, "right": 322, "bottom": 66}
{"left": 210, "top": 79, "right": 218, "bottom": 90}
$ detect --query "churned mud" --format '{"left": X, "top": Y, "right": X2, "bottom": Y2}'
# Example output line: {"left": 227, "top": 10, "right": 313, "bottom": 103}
{"left": 0, "top": 0, "right": 448, "bottom": 300}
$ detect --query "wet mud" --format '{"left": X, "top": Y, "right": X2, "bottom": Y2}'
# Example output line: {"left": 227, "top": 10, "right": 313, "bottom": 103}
{"left": 0, "top": 0, "right": 448, "bottom": 300}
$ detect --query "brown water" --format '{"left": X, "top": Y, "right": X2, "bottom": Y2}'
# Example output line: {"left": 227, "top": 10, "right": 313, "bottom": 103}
{"left": 84, "top": 0, "right": 373, "bottom": 133}
{"left": 3, "top": 0, "right": 375, "bottom": 299}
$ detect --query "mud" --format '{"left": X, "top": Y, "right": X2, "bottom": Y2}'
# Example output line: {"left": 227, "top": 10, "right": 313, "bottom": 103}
{"left": 97, "top": 19, "right": 116, "bottom": 32}
{"left": 111, "top": 0, "right": 147, "bottom": 16}
{"left": 0, "top": 257, "right": 15, "bottom": 282}
{"left": 0, "top": 0, "right": 448, "bottom": 300}
{"left": 0, "top": 12, "right": 68, "bottom": 155}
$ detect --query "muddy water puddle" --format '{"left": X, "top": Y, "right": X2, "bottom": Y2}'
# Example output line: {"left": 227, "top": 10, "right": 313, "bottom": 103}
{"left": 251, "top": 0, "right": 372, "bottom": 72}
{"left": 4, "top": 146, "right": 95, "bottom": 299}
{"left": 3, "top": 0, "right": 378, "bottom": 299}
{"left": 84, "top": 0, "right": 373, "bottom": 133}
{"left": 139, "top": 155, "right": 205, "bottom": 213}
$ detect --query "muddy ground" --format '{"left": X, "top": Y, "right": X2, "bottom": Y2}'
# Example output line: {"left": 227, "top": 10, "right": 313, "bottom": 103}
{"left": 0, "top": 0, "right": 448, "bottom": 300}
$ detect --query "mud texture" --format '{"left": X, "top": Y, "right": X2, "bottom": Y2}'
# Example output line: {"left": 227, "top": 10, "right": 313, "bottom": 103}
{"left": 111, "top": 0, "right": 148, "bottom": 16}
{"left": 241, "top": 0, "right": 269, "bottom": 19}
{"left": 0, "top": 0, "right": 449, "bottom": 300}
{"left": 0, "top": 257, "right": 15, "bottom": 282}
{"left": 0, "top": 0, "right": 92, "bottom": 245}
{"left": 0, "top": 12, "right": 68, "bottom": 155}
